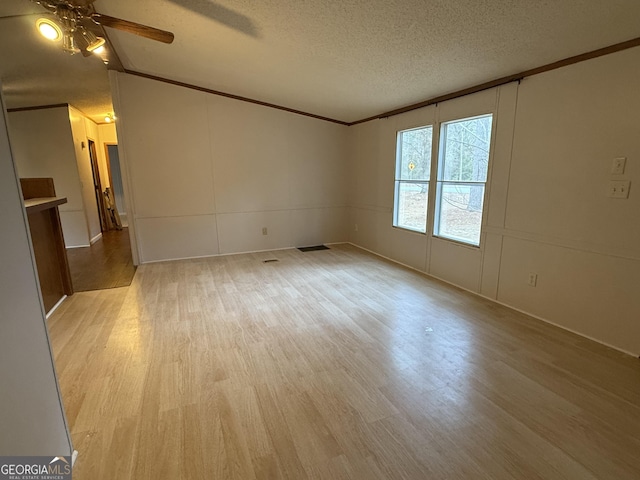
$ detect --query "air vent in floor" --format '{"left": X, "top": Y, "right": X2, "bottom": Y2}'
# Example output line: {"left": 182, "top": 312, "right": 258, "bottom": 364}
{"left": 297, "top": 245, "right": 330, "bottom": 252}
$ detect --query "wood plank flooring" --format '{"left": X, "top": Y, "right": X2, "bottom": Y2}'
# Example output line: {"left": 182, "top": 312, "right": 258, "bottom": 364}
{"left": 47, "top": 244, "right": 640, "bottom": 480}
{"left": 66, "top": 228, "right": 136, "bottom": 291}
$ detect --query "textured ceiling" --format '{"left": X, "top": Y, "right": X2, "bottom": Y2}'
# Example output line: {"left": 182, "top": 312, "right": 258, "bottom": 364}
{"left": 2, "top": 0, "right": 640, "bottom": 124}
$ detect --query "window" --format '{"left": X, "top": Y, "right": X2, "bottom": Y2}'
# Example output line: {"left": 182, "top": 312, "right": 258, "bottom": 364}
{"left": 393, "top": 126, "right": 433, "bottom": 233}
{"left": 434, "top": 114, "right": 493, "bottom": 246}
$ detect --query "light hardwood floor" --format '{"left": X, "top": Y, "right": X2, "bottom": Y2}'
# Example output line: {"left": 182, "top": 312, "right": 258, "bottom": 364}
{"left": 47, "top": 244, "right": 640, "bottom": 479}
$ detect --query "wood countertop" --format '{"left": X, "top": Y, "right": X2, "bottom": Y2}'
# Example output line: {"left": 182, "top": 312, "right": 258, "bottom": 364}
{"left": 24, "top": 196, "right": 67, "bottom": 214}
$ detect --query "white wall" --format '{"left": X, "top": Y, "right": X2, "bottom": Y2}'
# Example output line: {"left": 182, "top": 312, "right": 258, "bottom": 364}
{"left": 111, "top": 72, "right": 349, "bottom": 263}
{"left": 95, "top": 122, "right": 117, "bottom": 190}
{"left": 7, "top": 106, "right": 90, "bottom": 247}
{"left": 97, "top": 123, "right": 117, "bottom": 187}
{"left": 0, "top": 90, "right": 72, "bottom": 456}
{"left": 349, "top": 47, "right": 640, "bottom": 355}
{"left": 98, "top": 123, "right": 126, "bottom": 221}
{"left": 495, "top": 48, "right": 640, "bottom": 355}
{"left": 69, "top": 106, "right": 102, "bottom": 244}
{"left": 98, "top": 122, "right": 118, "bottom": 147}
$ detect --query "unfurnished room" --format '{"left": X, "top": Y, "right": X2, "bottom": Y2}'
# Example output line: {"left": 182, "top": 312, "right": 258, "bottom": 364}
{"left": 1, "top": 1, "right": 639, "bottom": 479}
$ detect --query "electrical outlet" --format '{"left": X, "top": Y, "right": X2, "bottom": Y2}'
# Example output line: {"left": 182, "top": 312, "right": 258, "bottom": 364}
{"left": 262, "top": 227, "right": 268, "bottom": 235}
{"left": 528, "top": 272, "right": 537, "bottom": 287}
{"left": 608, "top": 180, "right": 631, "bottom": 199}
{"left": 611, "top": 157, "right": 626, "bottom": 175}
{"left": 354, "top": 224, "right": 359, "bottom": 232}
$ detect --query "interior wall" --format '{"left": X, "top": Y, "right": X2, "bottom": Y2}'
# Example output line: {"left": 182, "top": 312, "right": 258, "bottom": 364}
{"left": 98, "top": 122, "right": 117, "bottom": 142}
{"left": 7, "top": 106, "right": 89, "bottom": 247}
{"left": 97, "top": 122, "right": 118, "bottom": 189}
{"left": 83, "top": 116, "right": 109, "bottom": 191}
{"left": 348, "top": 47, "right": 640, "bottom": 355}
{"left": 111, "top": 72, "right": 349, "bottom": 263}
{"left": 98, "top": 123, "right": 126, "bottom": 224}
{"left": 68, "top": 106, "right": 102, "bottom": 244}
{"left": 106, "top": 145, "right": 126, "bottom": 220}
{"left": 495, "top": 48, "right": 640, "bottom": 354}
{"left": 0, "top": 89, "right": 72, "bottom": 456}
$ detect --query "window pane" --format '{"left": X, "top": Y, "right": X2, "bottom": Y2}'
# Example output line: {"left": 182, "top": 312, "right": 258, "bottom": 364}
{"left": 395, "top": 182, "right": 428, "bottom": 232}
{"left": 398, "top": 127, "right": 432, "bottom": 181}
{"left": 437, "top": 184, "right": 485, "bottom": 245}
{"left": 441, "top": 116, "right": 492, "bottom": 182}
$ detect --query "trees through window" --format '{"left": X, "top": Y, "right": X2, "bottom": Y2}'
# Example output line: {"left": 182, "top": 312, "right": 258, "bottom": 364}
{"left": 434, "top": 115, "right": 493, "bottom": 246}
{"left": 393, "top": 126, "right": 432, "bottom": 233}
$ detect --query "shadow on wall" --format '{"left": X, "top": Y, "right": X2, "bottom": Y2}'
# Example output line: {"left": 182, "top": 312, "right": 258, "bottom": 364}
{"left": 106, "top": 144, "right": 127, "bottom": 226}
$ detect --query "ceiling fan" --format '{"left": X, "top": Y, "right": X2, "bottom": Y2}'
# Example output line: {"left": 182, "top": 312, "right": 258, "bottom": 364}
{"left": 31, "top": 0, "right": 174, "bottom": 56}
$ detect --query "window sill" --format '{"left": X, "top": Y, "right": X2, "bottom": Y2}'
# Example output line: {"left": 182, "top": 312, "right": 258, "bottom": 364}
{"left": 392, "top": 225, "right": 427, "bottom": 235}
{"left": 432, "top": 234, "right": 481, "bottom": 250}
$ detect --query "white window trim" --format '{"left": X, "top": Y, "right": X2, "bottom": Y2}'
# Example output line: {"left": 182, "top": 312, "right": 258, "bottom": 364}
{"left": 432, "top": 113, "right": 495, "bottom": 247}
{"left": 392, "top": 126, "right": 433, "bottom": 234}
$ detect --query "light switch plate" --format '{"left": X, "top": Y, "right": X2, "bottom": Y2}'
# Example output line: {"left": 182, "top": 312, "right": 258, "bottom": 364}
{"left": 611, "top": 157, "right": 626, "bottom": 175}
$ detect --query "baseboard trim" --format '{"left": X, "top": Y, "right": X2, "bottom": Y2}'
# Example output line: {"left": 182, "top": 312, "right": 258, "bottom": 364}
{"left": 347, "top": 242, "right": 638, "bottom": 358}
{"left": 140, "top": 243, "right": 350, "bottom": 265}
{"left": 90, "top": 232, "right": 103, "bottom": 245}
{"left": 481, "top": 295, "right": 638, "bottom": 358}
{"left": 45, "top": 295, "right": 67, "bottom": 319}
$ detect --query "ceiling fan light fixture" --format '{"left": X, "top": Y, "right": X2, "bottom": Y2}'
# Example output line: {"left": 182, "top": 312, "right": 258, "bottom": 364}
{"left": 81, "top": 29, "right": 106, "bottom": 52}
{"left": 62, "top": 33, "right": 80, "bottom": 54}
{"left": 36, "top": 18, "right": 62, "bottom": 41}
{"left": 57, "top": 6, "right": 78, "bottom": 32}
{"left": 92, "top": 45, "right": 106, "bottom": 55}
{"left": 88, "top": 37, "right": 106, "bottom": 52}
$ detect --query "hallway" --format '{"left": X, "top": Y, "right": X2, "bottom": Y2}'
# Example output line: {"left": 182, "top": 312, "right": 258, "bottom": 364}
{"left": 66, "top": 228, "right": 136, "bottom": 292}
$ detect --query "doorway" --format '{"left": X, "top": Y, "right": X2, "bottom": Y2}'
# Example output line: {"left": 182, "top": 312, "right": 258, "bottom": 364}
{"left": 105, "top": 143, "right": 127, "bottom": 227}
{"left": 66, "top": 141, "right": 136, "bottom": 291}
{"left": 87, "top": 139, "right": 107, "bottom": 232}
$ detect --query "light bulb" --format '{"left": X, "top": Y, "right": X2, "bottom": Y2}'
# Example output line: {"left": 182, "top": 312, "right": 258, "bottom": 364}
{"left": 36, "top": 18, "right": 62, "bottom": 41}
{"left": 85, "top": 33, "right": 105, "bottom": 52}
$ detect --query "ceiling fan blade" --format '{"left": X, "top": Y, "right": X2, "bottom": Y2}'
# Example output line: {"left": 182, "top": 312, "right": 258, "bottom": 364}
{"left": 165, "top": 0, "right": 259, "bottom": 38}
{"left": 69, "top": 0, "right": 96, "bottom": 7}
{"left": 91, "top": 13, "right": 174, "bottom": 44}
{"left": 68, "top": 0, "right": 98, "bottom": 6}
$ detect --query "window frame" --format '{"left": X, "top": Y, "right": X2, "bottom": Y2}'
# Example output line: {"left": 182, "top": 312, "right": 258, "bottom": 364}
{"left": 433, "top": 113, "right": 494, "bottom": 247}
{"left": 392, "top": 125, "right": 434, "bottom": 234}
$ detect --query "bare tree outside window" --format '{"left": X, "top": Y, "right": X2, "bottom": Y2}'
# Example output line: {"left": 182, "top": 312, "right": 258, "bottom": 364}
{"left": 435, "top": 115, "right": 493, "bottom": 245}
{"left": 393, "top": 126, "right": 433, "bottom": 233}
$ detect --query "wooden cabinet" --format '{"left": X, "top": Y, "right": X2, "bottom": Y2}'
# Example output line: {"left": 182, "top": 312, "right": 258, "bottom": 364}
{"left": 21, "top": 178, "right": 73, "bottom": 313}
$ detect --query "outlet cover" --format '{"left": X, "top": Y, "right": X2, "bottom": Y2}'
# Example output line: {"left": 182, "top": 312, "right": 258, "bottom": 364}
{"left": 608, "top": 180, "right": 631, "bottom": 199}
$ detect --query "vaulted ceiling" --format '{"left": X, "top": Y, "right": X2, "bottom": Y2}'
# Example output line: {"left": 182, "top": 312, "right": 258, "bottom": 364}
{"left": 2, "top": 0, "right": 640, "bottom": 124}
